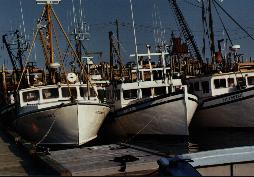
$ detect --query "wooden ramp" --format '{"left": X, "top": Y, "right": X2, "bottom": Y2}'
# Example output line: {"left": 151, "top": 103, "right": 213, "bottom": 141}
{"left": 0, "top": 128, "right": 52, "bottom": 176}
{"left": 46, "top": 143, "right": 164, "bottom": 176}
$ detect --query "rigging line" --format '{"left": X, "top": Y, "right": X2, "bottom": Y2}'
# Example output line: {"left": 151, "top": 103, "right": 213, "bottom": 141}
{"left": 156, "top": 3, "right": 166, "bottom": 44}
{"left": 213, "top": 0, "right": 254, "bottom": 42}
{"left": 152, "top": 4, "right": 157, "bottom": 46}
{"left": 212, "top": 0, "right": 233, "bottom": 46}
{"left": 112, "top": 34, "right": 128, "bottom": 57}
{"left": 15, "top": 6, "right": 47, "bottom": 92}
{"left": 51, "top": 7, "right": 98, "bottom": 96}
{"left": 123, "top": 117, "right": 155, "bottom": 144}
{"left": 154, "top": 3, "right": 160, "bottom": 45}
{"left": 129, "top": 0, "right": 140, "bottom": 86}
{"left": 71, "top": 0, "right": 77, "bottom": 32}
{"left": 19, "top": 0, "right": 26, "bottom": 40}
{"left": 183, "top": 0, "right": 202, "bottom": 9}
{"left": 79, "top": 0, "right": 83, "bottom": 29}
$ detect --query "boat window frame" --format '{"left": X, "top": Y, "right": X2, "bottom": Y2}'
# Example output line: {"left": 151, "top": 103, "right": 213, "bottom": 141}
{"left": 142, "top": 88, "right": 152, "bottom": 98}
{"left": 228, "top": 78, "right": 235, "bottom": 87}
{"left": 22, "top": 90, "right": 40, "bottom": 103}
{"left": 61, "top": 87, "right": 78, "bottom": 99}
{"left": 214, "top": 78, "right": 226, "bottom": 89}
{"left": 123, "top": 89, "right": 138, "bottom": 100}
{"left": 247, "top": 76, "right": 254, "bottom": 86}
{"left": 154, "top": 86, "right": 167, "bottom": 96}
{"left": 42, "top": 87, "right": 59, "bottom": 100}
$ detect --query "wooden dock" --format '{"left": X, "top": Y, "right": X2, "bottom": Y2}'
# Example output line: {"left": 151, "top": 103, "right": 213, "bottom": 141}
{"left": 44, "top": 143, "right": 165, "bottom": 176}
{"left": 0, "top": 122, "right": 169, "bottom": 176}
{"left": 0, "top": 127, "right": 54, "bottom": 176}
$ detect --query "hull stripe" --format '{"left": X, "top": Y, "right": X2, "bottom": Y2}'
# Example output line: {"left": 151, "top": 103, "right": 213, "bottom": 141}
{"left": 201, "top": 94, "right": 254, "bottom": 110}
{"left": 114, "top": 97, "right": 184, "bottom": 118}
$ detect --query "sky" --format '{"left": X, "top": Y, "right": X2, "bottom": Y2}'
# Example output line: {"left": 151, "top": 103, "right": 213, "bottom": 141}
{"left": 1, "top": 0, "right": 254, "bottom": 69}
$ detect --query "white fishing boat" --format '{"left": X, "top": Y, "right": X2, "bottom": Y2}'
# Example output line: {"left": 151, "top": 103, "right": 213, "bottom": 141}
{"left": 187, "top": 63, "right": 254, "bottom": 128}
{"left": 0, "top": 0, "right": 110, "bottom": 146}
{"left": 104, "top": 45, "right": 198, "bottom": 137}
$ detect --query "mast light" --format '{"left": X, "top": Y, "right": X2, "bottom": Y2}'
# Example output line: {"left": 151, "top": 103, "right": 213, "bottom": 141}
{"left": 36, "top": 0, "right": 61, "bottom": 5}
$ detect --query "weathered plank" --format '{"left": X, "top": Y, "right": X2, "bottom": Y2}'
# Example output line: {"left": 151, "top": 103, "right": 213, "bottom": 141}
{"left": 47, "top": 144, "right": 162, "bottom": 176}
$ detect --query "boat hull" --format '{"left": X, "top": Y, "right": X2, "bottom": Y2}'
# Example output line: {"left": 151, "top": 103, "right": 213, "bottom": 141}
{"left": 13, "top": 103, "right": 110, "bottom": 145}
{"left": 191, "top": 87, "right": 254, "bottom": 128}
{"left": 105, "top": 92, "right": 198, "bottom": 137}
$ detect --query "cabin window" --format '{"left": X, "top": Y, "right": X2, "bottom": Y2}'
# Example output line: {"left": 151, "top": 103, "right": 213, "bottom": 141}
{"left": 22, "top": 90, "right": 39, "bottom": 102}
{"left": 42, "top": 88, "right": 59, "bottom": 99}
{"left": 214, "top": 79, "right": 226, "bottom": 89}
{"left": 201, "top": 81, "right": 209, "bottom": 94}
{"left": 123, "top": 89, "right": 137, "bottom": 100}
{"left": 194, "top": 82, "right": 200, "bottom": 91}
{"left": 154, "top": 87, "right": 167, "bottom": 96}
{"left": 247, "top": 77, "right": 254, "bottom": 86}
{"left": 236, "top": 77, "right": 246, "bottom": 87}
{"left": 80, "top": 87, "right": 97, "bottom": 97}
{"left": 142, "top": 88, "right": 152, "bottom": 98}
{"left": 228, "top": 78, "right": 235, "bottom": 87}
{"left": 61, "top": 87, "right": 77, "bottom": 99}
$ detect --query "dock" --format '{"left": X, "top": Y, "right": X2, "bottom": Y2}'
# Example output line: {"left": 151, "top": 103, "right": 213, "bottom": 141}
{"left": 0, "top": 124, "right": 166, "bottom": 176}
{"left": 0, "top": 127, "right": 53, "bottom": 176}
{"left": 44, "top": 143, "right": 165, "bottom": 176}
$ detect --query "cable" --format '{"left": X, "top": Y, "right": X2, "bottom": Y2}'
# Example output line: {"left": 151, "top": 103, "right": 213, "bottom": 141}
{"left": 213, "top": 0, "right": 254, "bottom": 42}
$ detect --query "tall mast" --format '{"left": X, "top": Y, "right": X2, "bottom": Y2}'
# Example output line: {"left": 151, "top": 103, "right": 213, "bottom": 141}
{"left": 46, "top": 4, "right": 54, "bottom": 64}
{"left": 208, "top": 0, "right": 216, "bottom": 65}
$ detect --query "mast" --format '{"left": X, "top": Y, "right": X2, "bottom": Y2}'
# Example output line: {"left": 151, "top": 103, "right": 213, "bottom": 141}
{"left": 208, "top": 0, "right": 216, "bottom": 65}
{"left": 46, "top": 4, "right": 54, "bottom": 64}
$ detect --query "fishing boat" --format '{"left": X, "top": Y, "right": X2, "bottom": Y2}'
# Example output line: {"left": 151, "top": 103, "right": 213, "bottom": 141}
{"left": 187, "top": 46, "right": 254, "bottom": 128}
{"left": 184, "top": 0, "right": 254, "bottom": 128}
{"left": 0, "top": 0, "right": 110, "bottom": 146}
{"left": 104, "top": 43, "right": 198, "bottom": 137}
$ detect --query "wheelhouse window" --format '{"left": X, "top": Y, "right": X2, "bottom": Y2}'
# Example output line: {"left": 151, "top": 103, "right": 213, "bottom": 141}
{"left": 23, "top": 90, "right": 39, "bottom": 102}
{"left": 79, "top": 87, "right": 97, "bottom": 98}
{"left": 236, "top": 77, "right": 246, "bottom": 87}
{"left": 42, "top": 88, "right": 59, "bottom": 99}
{"left": 214, "top": 79, "right": 226, "bottom": 89}
{"left": 228, "top": 78, "right": 235, "bottom": 87}
{"left": 201, "top": 81, "right": 209, "bottom": 93}
{"left": 154, "top": 87, "right": 167, "bottom": 96}
{"left": 247, "top": 76, "right": 254, "bottom": 86}
{"left": 123, "top": 89, "right": 137, "bottom": 100}
{"left": 142, "top": 88, "right": 152, "bottom": 98}
{"left": 61, "top": 87, "right": 77, "bottom": 99}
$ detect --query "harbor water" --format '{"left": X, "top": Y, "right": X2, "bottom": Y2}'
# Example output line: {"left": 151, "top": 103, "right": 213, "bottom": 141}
{"left": 93, "top": 127, "right": 254, "bottom": 156}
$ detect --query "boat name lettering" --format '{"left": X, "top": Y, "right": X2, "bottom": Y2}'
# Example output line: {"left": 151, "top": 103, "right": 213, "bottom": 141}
{"left": 123, "top": 107, "right": 136, "bottom": 114}
{"left": 222, "top": 93, "right": 243, "bottom": 103}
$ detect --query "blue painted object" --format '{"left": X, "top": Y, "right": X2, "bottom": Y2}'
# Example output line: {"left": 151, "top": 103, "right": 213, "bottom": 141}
{"left": 157, "top": 157, "right": 202, "bottom": 176}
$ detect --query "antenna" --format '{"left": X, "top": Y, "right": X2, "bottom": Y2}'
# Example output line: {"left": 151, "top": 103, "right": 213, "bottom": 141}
{"left": 36, "top": 0, "right": 61, "bottom": 5}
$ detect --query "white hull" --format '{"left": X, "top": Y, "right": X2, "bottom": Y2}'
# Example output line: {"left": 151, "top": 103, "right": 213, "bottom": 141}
{"left": 105, "top": 92, "right": 198, "bottom": 136}
{"left": 14, "top": 103, "right": 110, "bottom": 145}
{"left": 191, "top": 87, "right": 254, "bottom": 128}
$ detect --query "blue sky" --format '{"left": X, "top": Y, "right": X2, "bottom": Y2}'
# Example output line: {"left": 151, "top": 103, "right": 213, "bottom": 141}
{"left": 1, "top": 0, "right": 254, "bottom": 69}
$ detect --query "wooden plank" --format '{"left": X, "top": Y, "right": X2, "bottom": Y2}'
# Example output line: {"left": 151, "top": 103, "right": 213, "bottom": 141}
{"left": 45, "top": 144, "right": 163, "bottom": 176}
